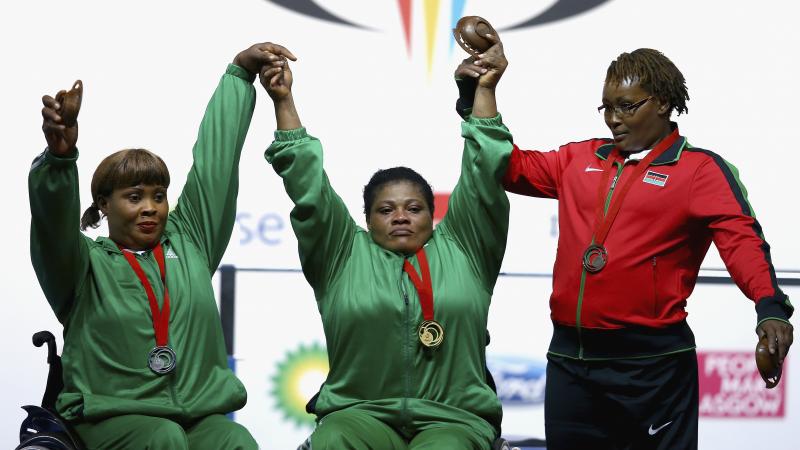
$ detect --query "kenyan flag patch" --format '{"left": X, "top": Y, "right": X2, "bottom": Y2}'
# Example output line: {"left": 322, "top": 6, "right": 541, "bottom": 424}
{"left": 643, "top": 170, "right": 669, "bottom": 187}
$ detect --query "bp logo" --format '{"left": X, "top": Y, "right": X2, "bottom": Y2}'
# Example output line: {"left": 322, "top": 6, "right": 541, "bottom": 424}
{"left": 271, "top": 343, "right": 330, "bottom": 427}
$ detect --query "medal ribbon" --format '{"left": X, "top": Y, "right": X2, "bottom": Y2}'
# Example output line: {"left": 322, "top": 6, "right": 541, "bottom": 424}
{"left": 590, "top": 129, "right": 680, "bottom": 247}
{"left": 403, "top": 248, "right": 434, "bottom": 321}
{"left": 119, "top": 242, "right": 171, "bottom": 347}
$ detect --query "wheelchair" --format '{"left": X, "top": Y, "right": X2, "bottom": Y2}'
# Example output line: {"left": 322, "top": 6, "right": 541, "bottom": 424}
{"left": 16, "top": 331, "right": 84, "bottom": 450}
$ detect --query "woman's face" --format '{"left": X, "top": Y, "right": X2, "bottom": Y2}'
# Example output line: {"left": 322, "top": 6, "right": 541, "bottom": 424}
{"left": 99, "top": 184, "right": 169, "bottom": 250}
{"left": 367, "top": 181, "right": 433, "bottom": 255}
{"left": 601, "top": 79, "right": 671, "bottom": 152}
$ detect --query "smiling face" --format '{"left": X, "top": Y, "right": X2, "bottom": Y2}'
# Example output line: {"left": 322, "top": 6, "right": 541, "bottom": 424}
{"left": 601, "top": 79, "right": 673, "bottom": 152}
{"left": 99, "top": 184, "right": 169, "bottom": 250}
{"left": 367, "top": 181, "right": 434, "bottom": 255}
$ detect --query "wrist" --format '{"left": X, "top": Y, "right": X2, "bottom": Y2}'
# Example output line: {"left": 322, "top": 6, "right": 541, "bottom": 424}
{"left": 273, "top": 93, "right": 295, "bottom": 106}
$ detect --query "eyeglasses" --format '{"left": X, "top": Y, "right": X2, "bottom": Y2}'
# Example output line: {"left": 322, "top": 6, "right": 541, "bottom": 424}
{"left": 597, "top": 96, "right": 652, "bottom": 117}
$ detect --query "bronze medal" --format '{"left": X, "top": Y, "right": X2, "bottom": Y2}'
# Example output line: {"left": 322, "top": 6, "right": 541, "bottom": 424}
{"left": 452, "top": 16, "right": 497, "bottom": 57}
{"left": 418, "top": 320, "right": 444, "bottom": 348}
{"left": 755, "top": 335, "right": 782, "bottom": 389}
{"left": 582, "top": 244, "right": 608, "bottom": 273}
{"left": 55, "top": 80, "right": 83, "bottom": 127}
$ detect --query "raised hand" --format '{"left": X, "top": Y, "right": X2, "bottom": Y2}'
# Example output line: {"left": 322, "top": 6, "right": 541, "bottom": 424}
{"left": 41, "top": 89, "right": 79, "bottom": 156}
{"left": 260, "top": 58, "right": 293, "bottom": 101}
{"left": 473, "top": 34, "right": 507, "bottom": 89}
{"left": 454, "top": 56, "right": 487, "bottom": 80}
{"left": 233, "top": 42, "right": 297, "bottom": 79}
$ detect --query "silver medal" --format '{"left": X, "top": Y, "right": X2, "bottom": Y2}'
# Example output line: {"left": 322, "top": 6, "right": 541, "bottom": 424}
{"left": 148, "top": 346, "right": 177, "bottom": 375}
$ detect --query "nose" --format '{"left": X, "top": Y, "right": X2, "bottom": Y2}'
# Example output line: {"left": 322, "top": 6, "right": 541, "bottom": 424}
{"left": 141, "top": 198, "right": 157, "bottom": 216}
{"left": 391, "top": 211, "right": 410, "bottom": 224}
{"left": 605, "top": 109, "right": 622, "bottom": 129}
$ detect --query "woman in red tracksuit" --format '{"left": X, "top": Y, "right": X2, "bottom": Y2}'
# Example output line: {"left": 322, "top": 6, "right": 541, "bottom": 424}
{"left": 455, "top": 46, "right": 793, "bottom": 449}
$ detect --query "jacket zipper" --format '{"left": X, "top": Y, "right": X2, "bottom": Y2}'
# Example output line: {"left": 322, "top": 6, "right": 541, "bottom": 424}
{"left": 576, "top": 161, "right": 624, "bottom": 359}
{"left": 399, "top": 267, "right": 411, "bottom": 434}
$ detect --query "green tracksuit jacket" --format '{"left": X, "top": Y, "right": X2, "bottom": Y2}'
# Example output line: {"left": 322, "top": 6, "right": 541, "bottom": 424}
{"left": 28, "top": 64, "right": 255, "bottom": 423}
{"left": 266, "top": 114, "right": 513, "bottom": 439}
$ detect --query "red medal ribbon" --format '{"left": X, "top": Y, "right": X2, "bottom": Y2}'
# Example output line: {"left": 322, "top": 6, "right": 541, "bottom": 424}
{"left": 590, "top": 129, "right": 680, "bottom": 247}
{"left": 403, "top": 248, "right": 434, "bottom": 321}
{"left": 118, "top": 242, "right": 171, "bottom": 347}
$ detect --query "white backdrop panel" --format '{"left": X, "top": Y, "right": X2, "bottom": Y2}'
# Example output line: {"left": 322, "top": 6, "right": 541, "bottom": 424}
{"left": 2, "top": 0, "right": 798, "bottom": 448}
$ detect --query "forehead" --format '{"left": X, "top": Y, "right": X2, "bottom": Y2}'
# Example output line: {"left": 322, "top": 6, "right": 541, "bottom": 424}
{"left": 373, "top": 181, "right": 425, "bottom": 203}
{"left": 114, "top": 183, "right": 167, "bottom": 192}
{"left": 602, "top": 78, "right": 649, "bottom": 101}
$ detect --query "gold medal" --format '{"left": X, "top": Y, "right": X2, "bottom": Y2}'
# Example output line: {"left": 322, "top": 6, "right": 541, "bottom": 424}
{"left": 418, "top": 320, "right": 444, "bottom": 348}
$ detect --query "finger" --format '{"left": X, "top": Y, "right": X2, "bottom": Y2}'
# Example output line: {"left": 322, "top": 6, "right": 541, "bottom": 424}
{"left": 264, "top": 43, "right": 297, "bottom": 61}
{"left": 261, "top": 67, "right": 282, "bottom": 80}
{"left": 778, "top": 326, "right": 793, "bottom": 362}
{"left": 262, "top": 58, "right": 285, "bottom": 69}
{"left": 41, "top": 106, "right": 62, "bottom": 123}
{"left": 456, "top": 67, "right": 486, "bottom": 78}
{"left": 483, "top": 33, "right": 501, "bottom": 45}
{"left": 270, "top": 72, "right": 283, "bottom": 88}
{"left": 41, "top": 95, "right": 59, "bottom": 109}
{"left": 766, "top": 327, "right": 778, "bottom": 355}
{"left": 42, "top": 121, "right": 66, "bottom": 135}
{"left": 458, "top": 62, "right": 485, "bottom": 71}
{"left": 476, "top": 57, "right": 505, "bottom": 71}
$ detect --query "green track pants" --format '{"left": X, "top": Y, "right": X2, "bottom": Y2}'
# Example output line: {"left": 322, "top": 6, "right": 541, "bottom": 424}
{"left": 73, "top": 413, "right": 257, "bottom": 449}
{"left": 310, "top": 408, "right": 492, "bottom": 449}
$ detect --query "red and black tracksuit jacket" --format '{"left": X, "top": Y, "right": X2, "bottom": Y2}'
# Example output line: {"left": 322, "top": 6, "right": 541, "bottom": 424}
{"left": 502, "top": 126, "right": 793, "bottom": 359}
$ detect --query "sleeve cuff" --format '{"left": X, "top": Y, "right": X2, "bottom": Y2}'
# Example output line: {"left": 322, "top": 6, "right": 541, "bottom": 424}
{"left": 755, "top": 292, "right": 794, "bottom": 324}
{"left": 227, "top": 63, "right": 255, "bottom": 83}
{"left": 467, "top": 114, "right": 503, "bottom": 126}
{"left": 274, "top": 127, "right": 309, "bottom": 141}
{"left": 45, "top": 147, "right": 79, "bottom": 163}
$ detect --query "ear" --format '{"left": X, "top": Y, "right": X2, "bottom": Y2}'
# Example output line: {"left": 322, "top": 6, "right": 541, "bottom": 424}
{"left": 97, "top": 196, "right": 109, "bottom": 216}
{"left": 656, "top": 98, "right": 671, "bottom": 116}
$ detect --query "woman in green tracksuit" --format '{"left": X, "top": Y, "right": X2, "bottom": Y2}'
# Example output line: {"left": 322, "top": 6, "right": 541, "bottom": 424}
{"left": 261, "top": 45, "right": 512, "bottom": 449}
{"left": 29, "top": 42, "right": 295, "bottom": 449}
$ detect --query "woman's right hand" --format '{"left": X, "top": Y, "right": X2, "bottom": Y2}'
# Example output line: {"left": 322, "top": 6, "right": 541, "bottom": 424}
{"left": 260, "top": 58, "right": 293, "bottom": 101}
{"left": 41, "top": 93, "right": 78, "bottom": 156}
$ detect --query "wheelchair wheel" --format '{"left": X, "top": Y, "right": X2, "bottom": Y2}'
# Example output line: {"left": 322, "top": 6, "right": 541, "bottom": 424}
{"left": 16, "top": 431, "right": 79, "bottom": 450}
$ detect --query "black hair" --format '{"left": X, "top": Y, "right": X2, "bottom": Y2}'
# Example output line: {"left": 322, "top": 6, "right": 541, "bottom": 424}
{"left": 363, "top": 167, "right": 434, "bottom": 218}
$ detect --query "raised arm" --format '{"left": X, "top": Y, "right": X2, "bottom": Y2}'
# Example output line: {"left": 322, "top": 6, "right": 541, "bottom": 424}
{"left": 262, "top": 57, "right": 357, "bottom": 294}
{"left": 29, "top": 89, "right": 90, "bottom": 322}
{"left": 170, "top": 43, "right": 294, "bottom": 271}
{"left": 438, "top": 35, "right": 513, "bottom": 291}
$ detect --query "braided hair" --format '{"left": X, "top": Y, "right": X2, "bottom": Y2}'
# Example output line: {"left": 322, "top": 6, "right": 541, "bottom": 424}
{"left": 606, "top": 48, "right": 689, "bottom": 116}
